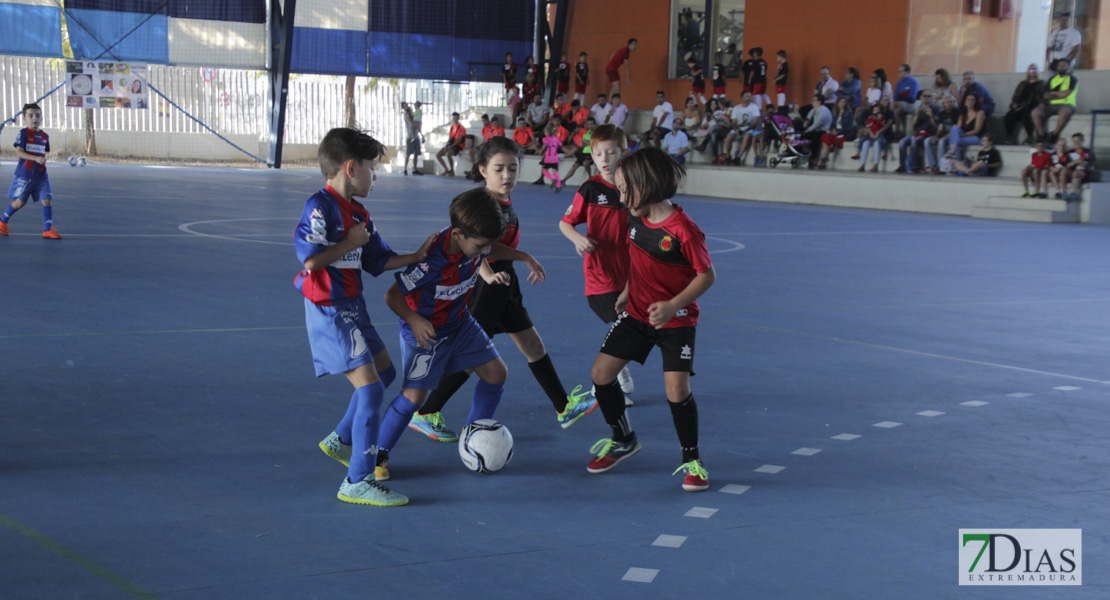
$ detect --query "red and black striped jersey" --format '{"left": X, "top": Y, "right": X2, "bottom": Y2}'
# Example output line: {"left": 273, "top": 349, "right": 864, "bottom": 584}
{"left": 561, "top": 175, "right": 629, "bottom": 296}
{"left": 626, "top": 204, "right": 712, "bottom": 328}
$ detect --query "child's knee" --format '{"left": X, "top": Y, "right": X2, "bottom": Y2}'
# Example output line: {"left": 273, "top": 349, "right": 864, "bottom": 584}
{"left": 480, "top": 360, "right": 508, "bottom": 385}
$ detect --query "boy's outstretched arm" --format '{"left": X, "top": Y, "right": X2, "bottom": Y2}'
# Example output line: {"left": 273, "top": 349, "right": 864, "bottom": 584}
{"left": 558, "top": 220, "right": 597, "bottom": 255}
{"left": 383, "top": 232, "right": 437, "bottom": 271}
{"left": 303, "top": 223, "right": 369, "bottom": 271}
{"left": 646, "top": 266, "right": 716, "bottom": 328}
{"left": 487, "top": 243, "right": 546, "bottom": 284}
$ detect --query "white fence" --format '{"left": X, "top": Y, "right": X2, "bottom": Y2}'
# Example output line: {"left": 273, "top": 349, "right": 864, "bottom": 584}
{"left": 0, "top": 55, "right": 505, "bottom": 163}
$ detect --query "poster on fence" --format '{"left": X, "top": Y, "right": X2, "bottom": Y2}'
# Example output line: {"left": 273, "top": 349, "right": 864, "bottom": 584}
{"left": 65, "top": 61, "right": 149, "bottom": 109}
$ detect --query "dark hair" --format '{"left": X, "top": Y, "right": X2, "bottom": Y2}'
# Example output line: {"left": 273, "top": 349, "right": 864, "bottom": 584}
{"left": 874, "top": 68, "right": 888, "bottom": 87}
{"left": 597, "top": 93, "right": 607, "bottom": 99}
{"left": 451, "top": 112, "right": 460, "bottom": 118}
{"left": 611, "top": 93, "right": 621, "bottom": 100}
{"left": 628, "top": 38, "right": 638, "bottom": 45}
{"left": 476, "top": 136, "right": 521, "bottom": 170}
{"left": 317, "top": 128, "right": 386, "bottom": 178}
{"left": 617, "top": 147, "right": 685, "bottom": 210}
{"left": 1073, "top": 132, "right": 1085, "bottom": 141}
{"left": 777, "top": 50, "right": 787, "bottom": 58}
{"left": 959, "top": 92, "right": 982, "bottom": 120}
{"left": 450, "top": 188, "right": 507, "bottom": 242}
{"left": 814, "top": 93, "right": 826, "bottom": 104}
{"left": 571, "top": 99, "right": 580, "bottom": 107}
{"left": 901, "top": 63, "right": 912, "bottom": 73}
{"left": 753, "top": 47, "right": 763, "bottom": 56}
{"left": 586, "top": 117, "right": 597, "bottom": 124}
{"left": 590, "top": 124, "right": 628, "bottom": 150}
{"left": 23, "top": 102, "right": 42, "bottom": 113}
{"left": 481, "top": 113, "right": 489, "bottom": 120}
{"left": 656, "top": 90, "right": 665, "bottom": 96}
{"left": 980, "top": 132, "right": 993, "bottom": 142}
{"left": 579, "top": 51, "right": 587, "bottom": 57}
{"left": 505, "top": 51, "right": 512, "bottom": 57}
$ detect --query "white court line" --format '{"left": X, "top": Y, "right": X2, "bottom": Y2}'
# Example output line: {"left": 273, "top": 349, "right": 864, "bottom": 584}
{"left": 754, "top": 465, "right": 785, "bottom": 474}
{"left": 622, "top": 568, "right": 659, "bottom": 583}
{"left": 719, "top": 484, "right": 751, "bottom": 495}
{"left": 873, "top": 421, "right": 903, "bottom": 428}
{"left": 831, "top": 433, "right": 861, "bottom": 440}
{"left": 792, "top": 448, "right": 822, "bottom": 456}
{"left": 684, "top": 507, "right": 718, "bottom": 518}
{"left": 961, "top": 401, "right": 990, "bottom": 407}
{"left": 652, "top": 535, "right": 687, "bottom": 548}
{"left": 723, "top": 320, "right": 1110, "bottom": 384}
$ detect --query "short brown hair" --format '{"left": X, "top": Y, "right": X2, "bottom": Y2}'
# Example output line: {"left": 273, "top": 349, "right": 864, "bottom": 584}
{"left": 589, "top": 124, "right": 627, "bottom": 151}
{"left": 449, "top": 188, "right": 507, "bottom": 242}
{"left": 617, "top": 147, "right": 685, "bottom": 209}
{"left": 317, "top": 128, "right": 385, "bottom": 178}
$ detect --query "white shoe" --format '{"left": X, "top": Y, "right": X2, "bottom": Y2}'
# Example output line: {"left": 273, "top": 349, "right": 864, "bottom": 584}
{"left": 617, "top": 366, "right": 635, "bottom": 394}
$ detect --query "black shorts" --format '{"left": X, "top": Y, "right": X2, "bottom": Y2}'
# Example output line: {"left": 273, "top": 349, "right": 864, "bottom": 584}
{"left": 574, "top": 150, "right": 592, "bottom": 166}
{"left": 600, "top": 311, "right": 696, "bottom": 373}
{"left": 467, "top": 261, "right": 533, "bottom": 336}
{"left": 587, "top": 291, "right": 622, "bottom": 324}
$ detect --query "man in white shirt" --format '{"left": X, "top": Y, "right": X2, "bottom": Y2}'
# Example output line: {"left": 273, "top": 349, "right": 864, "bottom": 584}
{"left": 724, "top": 90, "right": 764, "bottom": 166}
{"left": 642, "top": 90, "right": 674, "bottom": 147}
{"left": 661, "top": 122, "right": 690, "bottom": 165}
{"left": 606, "top": 93, "right": 629, "bottom": 129}
{"left": 525, "top": 96, "right": 550, "bottom": 134}
{"left": 590, "top": 94, "right": 611, "bottom": 124}
{"left": 1047, "top": 12, "right": 1082, "bottom": 70}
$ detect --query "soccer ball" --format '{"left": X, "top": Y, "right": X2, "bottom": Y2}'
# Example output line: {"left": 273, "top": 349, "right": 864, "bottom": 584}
{"left": 458, "top": 419, "right": 513, "bottom": 473}
{"left": 78, "top": 157, "right": 87, "bottom": 167}
{"left": 68, "top": 155, "right": 78, "bottom": 166}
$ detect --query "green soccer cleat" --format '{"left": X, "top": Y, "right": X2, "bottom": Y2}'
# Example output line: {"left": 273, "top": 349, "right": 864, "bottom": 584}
{"left": 337, "top": 476, "right": 408, "bottom": 506}
{"left": 319, "top": 431, "right": 351, "bottom": 467}
{"left": 557, "top": 385, "right": 598, "bottom": 429}
{"left": 407, "top": 411, "right": 459, "bottom": 442}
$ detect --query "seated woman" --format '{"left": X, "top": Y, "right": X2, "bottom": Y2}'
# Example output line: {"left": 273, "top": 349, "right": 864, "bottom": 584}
{"left": 942, "top": 93, "right": 986, "bottom": 161}
{"left": 1003, "top": 64, "right": 1044, "bottom": 145}
{"left": 855, "top": 74, "right": 884, "bottom": 126}
{"left": 681, "top": 97, "right": 702, "bottom": 147}
{"left": 816, "top": 96, "right": 857, "bottom": 169}
{"left": 858, "top": 101, "right": 894, "bottom": 172}
{"left": 932, "top": 68, "right": 959, "bottom": 101}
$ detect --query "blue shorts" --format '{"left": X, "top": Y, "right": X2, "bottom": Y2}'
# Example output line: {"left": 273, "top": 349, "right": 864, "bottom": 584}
{"left": 8, "top": 176, "right": 52, "bottom": 202}
{"left": 304, "top": 296, "right": 386, "bottom": 377}
{"left": 398, "top": 313, "right": 500, "bottom": 390}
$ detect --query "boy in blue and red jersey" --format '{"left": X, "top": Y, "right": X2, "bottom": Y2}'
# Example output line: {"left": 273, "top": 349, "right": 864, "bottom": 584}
{"left": 1, "top": 103, "right": 61, "bottom": 239}
{"left": 296, "top": 128, "right": 434, "bottom": 507}
{"left": 374, "top": 188, "right": 544, "bottom": 488}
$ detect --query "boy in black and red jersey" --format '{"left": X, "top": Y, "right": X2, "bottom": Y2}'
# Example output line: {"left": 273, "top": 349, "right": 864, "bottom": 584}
{"left": 555, "top": 52, "right": 571, "bottom": 95}
{"left": 774, "top": 50, "right": 789, "bottom": 109}
{"left": 711, "top": 54, "right": 728, "bottom": 100}
{"left": 586, "top": 147, "right": 716, "bottom": 492}
{"left": 574, "top": 51, "right": 589, "bottom": 104}
{"left": 559, "top": 124, "right": 635, "bottom": 402}
{"left": 502, "top": 52, "right": 517, "bottom": 101}
{"left": 750, "top": 47, "right": 769, "bottom": 110}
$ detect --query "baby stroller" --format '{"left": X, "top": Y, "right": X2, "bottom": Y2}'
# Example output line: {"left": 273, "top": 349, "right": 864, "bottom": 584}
{"left": 765, "top": 113, "right": 812, "bottom": 168}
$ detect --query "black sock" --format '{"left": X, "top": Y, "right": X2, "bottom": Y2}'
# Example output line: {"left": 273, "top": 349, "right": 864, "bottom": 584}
{"left": 418, "top": 371, "right": 471, "bottom": 416}
{"left": 376, "top": 449, "right": 390, "bottom": 467}
{"left": 528, "top": 354, "right": 568, "bottom": 412}
{"left": 669, "top": 394, "right": 699, "bottom": 463}
{"left": 594, "top": 380, "right": 633, "bottom": 443}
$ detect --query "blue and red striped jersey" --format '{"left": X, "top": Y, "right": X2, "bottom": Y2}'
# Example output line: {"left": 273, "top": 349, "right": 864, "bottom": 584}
{"left": 13, "top": 128, "right": 49, "bottom": 179}
{"left": 294, "top": 186, "right": 395, "bottom": 305}
{"left": 395, "top": 228, "right": 487, "bottom": 332}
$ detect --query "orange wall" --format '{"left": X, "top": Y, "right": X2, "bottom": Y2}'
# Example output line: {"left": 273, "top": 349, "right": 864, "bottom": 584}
{"left": 563, "top": 0, "right": 1023, "bottom": 113}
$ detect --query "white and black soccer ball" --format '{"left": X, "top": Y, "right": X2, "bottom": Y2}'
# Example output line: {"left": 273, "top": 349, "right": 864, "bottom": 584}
{"left": 78, "top": 157, "right": 87, "bottom": 167}
{"left": 458, "top": 419, "right": 513, "bottom": 473}
{"left": 68, "top": 155, "right": 78, "bottom": 166}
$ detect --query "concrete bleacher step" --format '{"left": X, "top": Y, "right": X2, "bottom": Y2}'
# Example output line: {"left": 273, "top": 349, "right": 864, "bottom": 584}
{"left": 981, "top": 195, "right": 1068, "bottom": 211}
{"left": 972, "top": 195, "right": 1079, "bottom": 223}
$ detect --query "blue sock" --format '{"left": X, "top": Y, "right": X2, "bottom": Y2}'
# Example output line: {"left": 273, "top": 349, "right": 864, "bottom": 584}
{"left": 42, "top": 205, "right": 52, "bottom": 231}
{"left": 346, "top": 382, "right": 385, "bottom": 483}
{"left": 377, "top": 393, "right": 420, "bottom": 454}
{"left": 378, "top": 363, "right": 397, "bottom": 389}
{"left": 336, "top": 364, "right": 397, "bottom": 444}
{"left": 2, "top": 203, "right": 17, "bottom": 223}
{"left": 467, "top": 379, "right": 504, "bottom": 424}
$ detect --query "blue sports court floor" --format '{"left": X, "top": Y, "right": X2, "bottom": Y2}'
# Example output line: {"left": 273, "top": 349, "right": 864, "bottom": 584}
{"left": 1, "top": 163, "right": 1107, "bottom": 599}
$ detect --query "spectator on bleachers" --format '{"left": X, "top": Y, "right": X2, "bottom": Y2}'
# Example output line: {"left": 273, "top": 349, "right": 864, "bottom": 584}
{"left": 553, "top": 92, "right": 572, "bottom": 121}
{"left": 725, "top": 90, "right": 763, "bottom": 166}
{"left": 526, "top": 94, "right": 550, "bottom": 135}
{"left": 562, "top": 116, "right": 597, "bottom": 181}
{"left": 643, "top": 90, "right": 675, "bottom": 147}
{"left": 696, "top": 98, "right": 730, "bottom": 160}
{"left": 466, "top": 114, "right": 492, "bottom": 163}
{"left": 933, "top": 68, "right": 959, "bottom": 100}
{"left": 436, "top": 112, "right": 466, "bottom": 176}
{"left": 1046, "top": 138, "right": 1070, "bottom": 196}
{"left": 1003, "top": 64, "right": 1045, "bottom": 145}
{"left": 836, "top": 67, "right": 862, "bottom": 113}
{"left": 662, "top": 122, "right": 691, "bottom": 166}
{"left": 693, "top": 97, "right": 719, "bottom": 145}
{"left": 566, "top": 99, "right": 590, "bottom": 136}
{"left": 950, "top": 133, "right": 1001, "bottom": 176}
{"left": 943, "top": 93, "right": 986, "bottom": 161}
{"left": 959, "top": 71, "right": 996, "bottom": 116}
{"left": 522, "top": 71, "right": 541, "bottom": 105}
{"left": 606, "top": 94, "right": 628, "bottom": 129}
{"left": 802, "top": 93, "right": 833, "bottom": 150}
{"left": 856, "top": 74, "right": 884, "bottom": 126}
{"left": 892, "top": 64, "right": 919, "bottom": 136}
{"left": 895, "top": 90, "right": 939, "bottom": 173}
{"left": 1020, "top": 141, "right": 1051, "bottom": 197}
{"left": 924, "top": 94, "right": 959, "bottom": 174}
{"left": 1064, "top": 132, "right": 1094, "bottom": 201}
{"left": 590, "top": 94, "right": 611, "bottom": 125}
{"left": 508, "top": 87, "right": 523, "bottom": 123}
{"left": 512, "top": 116, "right": 539, "bottom": 154}
{"left": 1046, "top": 12, "right": 1082, "bottom": 71}
{"left": 1031, "top": 58, "right": 1078, "bottom": 143}
{"left": 800, "top": 66, "right": 838, "bottom": 121}
{"left": 874, "top": 68, "right": 894, "bottom": 101}
{"left": 858, "top": 102, "right": 893, "bottom": 172}
{"left": 816, "top": 96, "right": 858, "bottom": 169}
{"left": 681, "top": 97, "right": 701, "bottom": 145}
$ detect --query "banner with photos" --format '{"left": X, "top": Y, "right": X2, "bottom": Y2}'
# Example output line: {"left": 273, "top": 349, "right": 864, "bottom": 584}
{"left": 65, "top": 61, "right": 149, "bottom": 109}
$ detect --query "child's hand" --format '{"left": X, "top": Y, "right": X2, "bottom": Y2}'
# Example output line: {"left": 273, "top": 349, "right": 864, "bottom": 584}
{"left": 521, "top": 255, "right": 546, "bottom": 284}
{"left": 415, "top": 232, "right": 437, "bottom": 261}
{"left": 573, "top": 234, "right": 598, "bottom": 256}
{"left": 483, "top": 271, "right": 511, "bottom": 286}
{"left": 408, "top": 316, "right": 437, "bottom": 349}
{"left": 647, "top": 300, "right": 676, "bottom": 328}
{"left": 347, "top": 223, "right": 370, "bottom": 247}
{"left": 36, "top": 156, "right": 46, "bottom": 165}
{"left": 614, "top": 289, "right": 629, "bottom": 314}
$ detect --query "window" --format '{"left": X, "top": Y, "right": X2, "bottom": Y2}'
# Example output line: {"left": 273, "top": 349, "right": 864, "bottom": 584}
{"left": 670, "top": 0, "right": 745, "bottom": 79}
